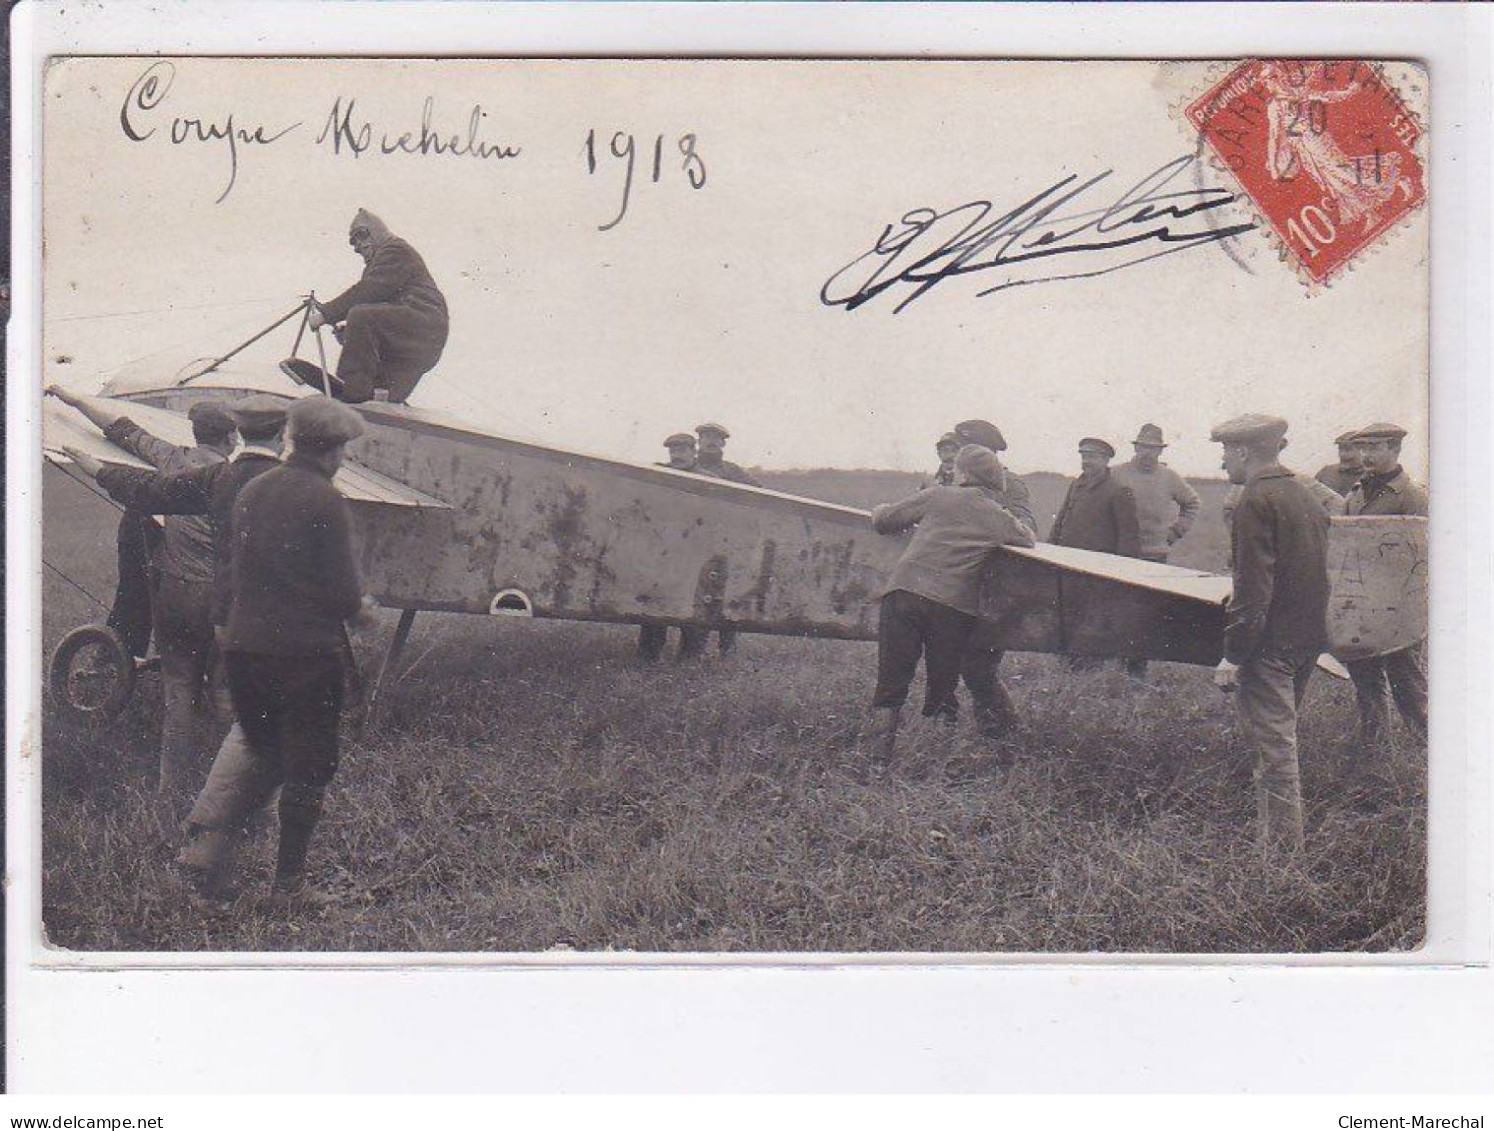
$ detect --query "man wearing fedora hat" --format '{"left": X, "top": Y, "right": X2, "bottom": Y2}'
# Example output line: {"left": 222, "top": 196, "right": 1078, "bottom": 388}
{"left": 47, "top": 386, "right": 239, "bottom": 793}
{"left": 1112, "top": 424, "right": 1200, "bottom": 677}
{"left": 1343, "top": 423, "right": 1429, "bottom": 746}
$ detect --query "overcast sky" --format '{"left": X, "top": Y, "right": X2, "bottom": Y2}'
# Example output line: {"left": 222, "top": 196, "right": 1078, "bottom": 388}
{"left": 44, "top": 58, "right": 1429, "bottom": 478}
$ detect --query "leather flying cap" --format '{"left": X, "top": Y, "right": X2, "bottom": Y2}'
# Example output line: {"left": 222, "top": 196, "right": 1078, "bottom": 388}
{"left": 1133, "top": 423, "right": 1166, "bottom": 447}
{"left": 695, "top": 422, "right": 730, "bottom": 439}
{"left": 1078, "top": 437, "right": 1116, "bottom": 458}
{"left": 1209, "top": 413, "right": 1289, "bottom": 445}
{"left": 1352, "top": 422, "right": 1408, "bottom": 443}
{"left": 230, "top": 393, "right": 290, "bottom": 435}
{"left": 187, "top": 400, "right": 237, "bottom": 439}
{"left": 664, "top": 432, "right": 696, "bottom": 447}
{"left": 288, "top": 396, "right": 366, "bottom": 451}
{"left": 953, "top": 419, "right": 1007, "bottom": 452}
{"left": 954, "top": 444, "right": 1003, "bottom": 488}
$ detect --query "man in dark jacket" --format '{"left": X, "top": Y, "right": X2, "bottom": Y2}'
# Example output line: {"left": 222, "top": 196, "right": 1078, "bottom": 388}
{"left": 48, "top": 386, "right": 236, "bottom": 792}
{"left": 1049, "top": 437, "right": 1142, "bottom": 556}
{"left": 639, "top": 433, "right": 702, "bottom": 661}
{"left": 83, "top": 394, "right": 292, "bottom": 888}
{"left": 1342, "top": 423, "right": 1429, "bottom": 745}
{"left": 223, "top": 397, "right": 369, "bottom": 906}
{"left": 868, "top": 445, "right": 1036, "bottom": 762}
{"left": 1210, "top": 414, "right": 1330, "bottom": 856}
{"left": 950, "top": 419, "right": 1035, "bottom": 742}
{"left": 1314, "top": 430, "right": 1364, "bottom": 497}
{"left": 304, "top": 209, "right": 449, "bottom": 404}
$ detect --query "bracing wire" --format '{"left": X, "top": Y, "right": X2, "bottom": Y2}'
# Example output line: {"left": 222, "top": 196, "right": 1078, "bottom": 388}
{"left": 43, "top": 558, "right": 111, "bottom": 612}
{"left": 49, "top": 295, "right": 289, "bottom": 324}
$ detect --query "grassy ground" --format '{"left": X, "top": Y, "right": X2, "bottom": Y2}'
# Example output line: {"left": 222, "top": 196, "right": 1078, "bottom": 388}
{"left": 38, "top": 464, "right": 1426, "bottom": 953}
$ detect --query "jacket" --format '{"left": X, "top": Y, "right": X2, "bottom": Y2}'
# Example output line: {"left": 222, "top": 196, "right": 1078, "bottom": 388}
{"left": 102, "top": 418, "right": 225, "bottom": 584}
{"left": 872, "top": 485, "right": 1036, "bottom": 615}
{"left": 1049, "top": 470, "right": 1142, "bottom": 557}
{"left": 1344, "top": 466, "right": 1428, "bottom": 517}
{"left": 1224, "top": 464, "right": 1330, "bottom": 662}
{"left": 224, "top": 456, "right": 364, "bottom": 656}
{"left": 693, "top": 458, "right": 761, "bottom": 487}
{"left": 97, "top": 447, "right": 284, "bottom": 625}
{"left": 1314, "top": 464, "right": 1361, "bottom": 497}
{"left": 318, "top": 235, "right": 449, "bottom": 326}
{"left": 1111, "top": 461, "right": 1201, "bottom": 558}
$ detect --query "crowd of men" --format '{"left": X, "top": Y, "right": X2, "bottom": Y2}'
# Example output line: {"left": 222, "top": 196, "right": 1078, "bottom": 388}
{"left": 52, "top": 386, "right": 371, "bottom": 908}
{"left": 874, "top": 415, "right": 1428, "bottom": 856}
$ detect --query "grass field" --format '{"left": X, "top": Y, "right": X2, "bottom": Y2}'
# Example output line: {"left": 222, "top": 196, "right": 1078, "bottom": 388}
{"left": 38, "top": 463, "right": 1426, "bottom": 953}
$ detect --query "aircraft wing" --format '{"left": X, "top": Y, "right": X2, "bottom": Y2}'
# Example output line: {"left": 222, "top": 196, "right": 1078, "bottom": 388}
{"left": 44, "top": 396, "right": 449, "bottom": 509}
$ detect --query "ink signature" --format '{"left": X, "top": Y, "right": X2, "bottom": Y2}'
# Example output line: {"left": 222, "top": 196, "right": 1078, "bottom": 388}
{"left": 821, "top": 156, "right": 1257, "bottom": 313}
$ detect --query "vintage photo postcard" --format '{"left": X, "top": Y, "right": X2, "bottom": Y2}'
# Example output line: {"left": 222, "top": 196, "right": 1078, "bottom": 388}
{"left": 34, "top": 55, "right": 1432, "bottom": 957}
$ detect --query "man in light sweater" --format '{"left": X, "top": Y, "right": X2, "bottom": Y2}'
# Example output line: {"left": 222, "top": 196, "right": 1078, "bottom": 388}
{"left": 1111, "top": 424, "right": 1201, "bottom": 678}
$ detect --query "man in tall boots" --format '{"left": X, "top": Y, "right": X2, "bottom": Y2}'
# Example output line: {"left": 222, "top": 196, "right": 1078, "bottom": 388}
{"left": 867, "top": 445, "right": 1036, "bottom": 762}
{"left": 1210, "top": 414, "right": 1330, "bottom": 857}
{"left": 222, "top": 397, "right": 370, "bottom": 906}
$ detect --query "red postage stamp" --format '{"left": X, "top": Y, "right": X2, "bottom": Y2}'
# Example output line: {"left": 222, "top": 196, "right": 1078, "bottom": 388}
{"left": 1186, "top": 60, "right": 1426, "bottom": 285}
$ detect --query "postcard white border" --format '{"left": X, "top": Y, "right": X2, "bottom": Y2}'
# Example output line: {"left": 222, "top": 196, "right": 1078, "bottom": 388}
{"left": 8, "top": 0, "right": 1492, "bottom": 1092}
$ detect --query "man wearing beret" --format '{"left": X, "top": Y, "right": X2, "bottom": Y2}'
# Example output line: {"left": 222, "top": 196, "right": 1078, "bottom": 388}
{"left": 929, "top": 432, "right": 961, "bottom": 487}
{"left": 639, "top": 434, "right": 702, "bottom": 661}
{"left": 1210, "top": 414, "right": 1330, "bottom": 856}
{"left": 221, "top": 397, "right": 371, "bottom": 907}
{"left": 951, "top": 419, "right": 1036, "bottom": 741}
{"left": 680, "top": 422, "right": 760, "bottom": 658}
{"left": 1315, "top": 431, "right": 1365, "bottom": 498}
{"left": 1343, "top": 424, "right": 1429, "bottom": 745}
{"left": 302, "top": 208, "right": 449, "bottom": 404}
{"left": 47, "top": 386, "right": 238, "bottom": 793}
{"left": 867, "top": 444, "right": 1036, "bottom": 761}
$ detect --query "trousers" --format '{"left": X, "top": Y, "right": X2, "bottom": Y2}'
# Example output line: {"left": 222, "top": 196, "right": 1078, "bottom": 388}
{"left": 1346, "top": 640, "right": 1428, "bottom": 744}
{"left": 960, "top": 626, "right": 1020, "bottom": 736}
{"left": 107, "top": 510, "right": 159, "bottom": 659}
{"left": 152, "top": 573, "right": 217, "bottom": 791}
{"left": 872, "top": 589, "right": 978, "bottom": 718}
{"left": 335, "top": 301, "right": 448, "bottom": 404}
{"left": 1236, "top": 649, "right": 1317, "bottom": 854}
{"left": 225, "top": 650, "right": 345, "bottom": 789}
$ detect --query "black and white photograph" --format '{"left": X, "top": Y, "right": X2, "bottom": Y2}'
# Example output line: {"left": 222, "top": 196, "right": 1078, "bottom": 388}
{"left": 34, "top": 54, "right": 1433, "bottom": 959}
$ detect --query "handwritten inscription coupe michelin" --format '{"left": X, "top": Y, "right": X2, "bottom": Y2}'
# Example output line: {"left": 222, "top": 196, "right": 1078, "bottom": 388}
{"left": 821, "top": 155, "right": 1258, "bottom": 313}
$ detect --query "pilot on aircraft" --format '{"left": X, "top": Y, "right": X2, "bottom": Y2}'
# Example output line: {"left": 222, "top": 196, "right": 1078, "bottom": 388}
{"left": 299, "top": 209, "right": 449, "bottom": 405}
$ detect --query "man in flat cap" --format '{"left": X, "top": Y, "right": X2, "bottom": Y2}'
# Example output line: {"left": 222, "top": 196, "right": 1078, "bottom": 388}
{"left": 658, "top": 433, "right": 698, "bottom": 472}
{"left": 950, "top": 419, "right": 1036, "bottom": 741}
{"left": 71, "top": 393, "right": 295, "bottom": 890}
{"left": 219, "top": 397, "right": 370, "bottom": 907}
{"left": 867, "top": 444, "right": 1036, "bottom": 761}
{"left": 1315, "top": 431, "right": 1365, "bottom": 498}
{"left": 47, "top": 386, "right": 238, "bottom": 792}
{"left": 1050, "top": 439, "right": 1142, "bottom": 558}
{"left": 1210, "top": 414, "right": 1330, "bottom": 856}
{"left": 1111, "top": 424, "right": 1201, "bottom": 677}
{"left": 680, "top": 422, "right": 760, "bottom": 658}
{"left": 1343, "top": 423, "right": 1429, "bottom": 746}
{"left": 300, "top": 209, "right": 449, "bottom": 405}
{"left": 639, "top": 433, "right": 703, "bottom": 661}
{"left": 929, "top": 432, "right": 961, "bottom": 487}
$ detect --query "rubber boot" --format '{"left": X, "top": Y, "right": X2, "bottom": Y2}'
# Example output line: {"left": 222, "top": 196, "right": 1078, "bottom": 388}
{"left": 867, "top": 707, "right": 901, "bottom": 765}
{"left": 270, "top": 783, "right": 337, "bottom": 909}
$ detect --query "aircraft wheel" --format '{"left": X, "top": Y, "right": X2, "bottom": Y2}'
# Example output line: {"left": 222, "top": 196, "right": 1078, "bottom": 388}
{"left": 48, "top": 625, "right": 137, "bottom": 725}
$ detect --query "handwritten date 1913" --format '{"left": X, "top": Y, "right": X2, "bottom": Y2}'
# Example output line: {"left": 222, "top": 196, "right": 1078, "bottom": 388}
{"left": 584, "top": 129, "right": 706, "bottom": 231}
{"left": 820, "top": 155, "right": 1258, "bottom": 314}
